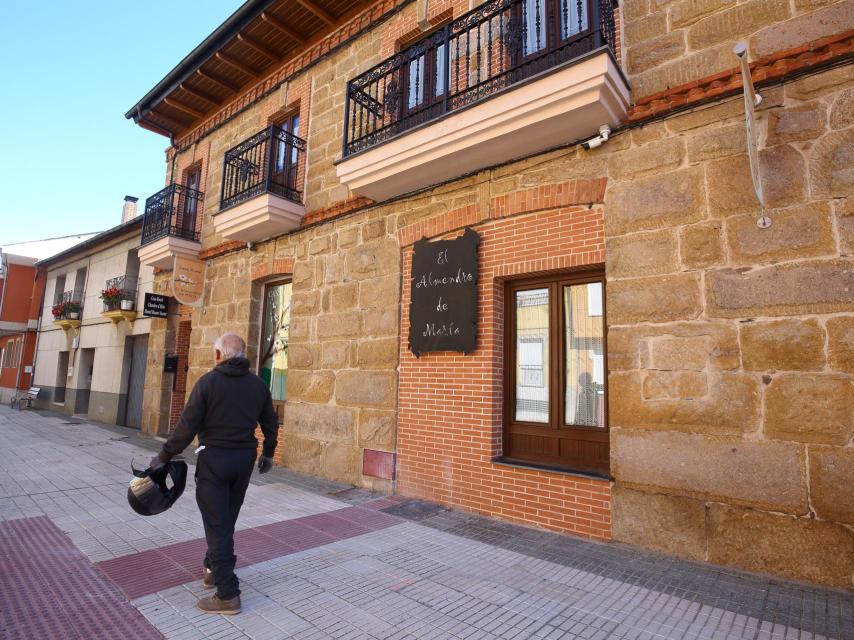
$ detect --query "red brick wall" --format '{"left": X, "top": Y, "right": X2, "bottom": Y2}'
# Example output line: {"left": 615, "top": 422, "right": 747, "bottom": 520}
{"left": 0, "top": 335, "right": 22, "bottom": 388}
{"left": 396, "top": 195, "right": 612, "bottom": 540}
{"left": 1, "top": 263, "right": 36, "bottom": 323}
{"left": 168, "top": 320, "right": 192, "bottom": 431}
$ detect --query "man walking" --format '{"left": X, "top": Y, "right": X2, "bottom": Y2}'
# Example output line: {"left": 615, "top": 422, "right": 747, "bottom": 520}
{"left": 151, "top": 333, "right": 278, "bottom": 615}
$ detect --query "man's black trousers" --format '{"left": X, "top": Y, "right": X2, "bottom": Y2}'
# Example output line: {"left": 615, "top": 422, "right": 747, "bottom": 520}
{"left": 195, "top": 446, "right": 256, "bottom": 599}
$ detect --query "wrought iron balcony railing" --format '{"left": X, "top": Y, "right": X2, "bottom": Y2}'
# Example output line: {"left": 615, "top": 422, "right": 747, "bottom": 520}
{"left": 220, "top": 125, "right": 307, "bottom": 211}
{"left": 52, "top": 290, "right": 83, "bottom": 320}
{"left": 100, "top": 275, "right": 138, "bottom": 312}
{"left": 343, "top": 0, "right": 617, "bottom": 157}
{"left": 141, "top": 183, "right": 204, "bottom": 246}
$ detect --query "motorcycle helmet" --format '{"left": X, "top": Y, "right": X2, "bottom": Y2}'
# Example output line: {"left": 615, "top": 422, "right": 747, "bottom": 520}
{"left": 127, "top": 459, "right": 188, "bottom": 516}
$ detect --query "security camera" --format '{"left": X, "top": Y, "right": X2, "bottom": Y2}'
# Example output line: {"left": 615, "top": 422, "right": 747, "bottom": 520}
{"left": 582, "top": 124, "right": 611, "bottom": 150}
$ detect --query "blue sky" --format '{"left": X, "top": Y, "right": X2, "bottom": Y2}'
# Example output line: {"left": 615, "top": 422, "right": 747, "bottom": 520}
{"left": 0, "top": 1, "right": 240, "bottom": 244}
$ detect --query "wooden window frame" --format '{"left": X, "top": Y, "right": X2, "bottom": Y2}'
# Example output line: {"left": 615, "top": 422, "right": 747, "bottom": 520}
{"left": 271, "top": 109, "right": 301, "bottom": 193}
{"left": 258, "top": 278, "right": 292, "bottom": 426}
{"left": 502, "top": 268, "right": 609, "bottom": 477}
{"left": 180, "top": 163, "right": 203, "bottom": 235}
{"left": 397, "top": 21, "right": 450, "bottom": 118}
{"left": 515, "top": 0, "right": 594, "bottom": 59}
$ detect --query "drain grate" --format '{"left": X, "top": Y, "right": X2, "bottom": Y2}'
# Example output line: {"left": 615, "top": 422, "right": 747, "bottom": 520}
{"left": 381, "top": 500, "right": 448, "bottom": 521}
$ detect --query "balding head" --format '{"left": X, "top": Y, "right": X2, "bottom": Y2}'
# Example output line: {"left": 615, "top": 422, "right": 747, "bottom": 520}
{"left": 214, "top": 333, "right": 246, "bottom": 363}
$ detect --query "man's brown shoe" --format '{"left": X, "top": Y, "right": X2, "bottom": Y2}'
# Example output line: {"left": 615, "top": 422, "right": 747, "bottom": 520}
{"left": 196, "top": 594, "right": 242, "bottom": 615}
{"left": 202, "top": 568, "right": 215, "bottom": 589}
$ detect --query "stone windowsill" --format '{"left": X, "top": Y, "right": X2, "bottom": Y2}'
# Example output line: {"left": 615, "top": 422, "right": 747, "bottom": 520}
{"left": 491, "top": 457, "right": 612, "bottom": 483}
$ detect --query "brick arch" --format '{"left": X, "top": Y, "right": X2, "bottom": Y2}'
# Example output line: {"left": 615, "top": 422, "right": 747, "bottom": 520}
{"left": 251, "top": 257, "right": 294, "bottom": 282}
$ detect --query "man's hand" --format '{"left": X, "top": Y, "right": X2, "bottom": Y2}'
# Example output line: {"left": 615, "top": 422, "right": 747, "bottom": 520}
{"left": 258, "top": 456, "right": 273, "bottom": 474}
{"left": 149, "top": 455, "right": 166, "bottom": 473}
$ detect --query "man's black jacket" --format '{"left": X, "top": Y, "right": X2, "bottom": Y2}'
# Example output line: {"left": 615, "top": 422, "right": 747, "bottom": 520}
{"left": 158, "top": 357, "right": 278, "bottom": 462}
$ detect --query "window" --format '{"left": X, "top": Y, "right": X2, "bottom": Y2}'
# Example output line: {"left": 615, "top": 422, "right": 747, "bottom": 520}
{"left": 519, "top": 0, "right": 590, "bottom": 57}
{"left": 182, "top": 165, "right": 202, "bottom": 233}
{"left": 405, "top": 41, "right": 446, "bottom": 112}
{"left": 272, "top": 112, "right": 300, "bottom": 194}
{"left": 53, "top": 274, "right": 66, "bottom": 304}
{"left": 3, "top": 340, "right": 18, "bottom": 368}
{"left": 13, "top": 339, "right": 22, "bottom": 368}
{"left": 394, "top": 26, "right": 446, "bottom": 119}
{"left": 504, "top": 270, "right": 608, "bottom": 475}
{"left": 73, "top": 267, "right": 87, "bottom": 304}
{"left": 259, "top": 281, "right": 292, "bottom": 424}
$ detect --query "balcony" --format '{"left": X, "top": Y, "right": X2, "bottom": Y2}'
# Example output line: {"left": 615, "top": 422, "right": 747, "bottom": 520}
{"left": 100, "top": 275, "right": 138, "bottom": 328}
{"left": 52, "top": 291, "right": 83, "bottom": 332}
{"left": 213, "top": 125, "right": 307, "bottom": 243}
{"left": 138, "top": 183, "right": 204, "bottom": 269}
{"left": 336, "top": 0, "right": 628, "bottom": 201}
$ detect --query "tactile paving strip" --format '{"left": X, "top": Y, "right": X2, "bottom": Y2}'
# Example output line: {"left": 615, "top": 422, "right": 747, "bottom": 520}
{"left": 0, "top": 516, "right": 164, "bottom": 640}
{"left": 97, "top": 502, "right": 405, "bottom": 599}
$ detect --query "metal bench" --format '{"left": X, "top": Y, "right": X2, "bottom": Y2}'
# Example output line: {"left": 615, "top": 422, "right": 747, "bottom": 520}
{"left": 11, "top": 387, "right": 40, "bottom": 410}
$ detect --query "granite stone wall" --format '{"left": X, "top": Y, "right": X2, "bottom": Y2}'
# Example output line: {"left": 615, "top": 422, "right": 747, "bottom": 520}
{"left": 142, "top": 0, "right": 853, "bottom": 586}
{"left": 604, "top": 66, "right": 854, "bottom": 587}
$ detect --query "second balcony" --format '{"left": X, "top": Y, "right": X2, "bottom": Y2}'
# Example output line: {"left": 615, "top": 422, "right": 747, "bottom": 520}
{"left": 336, "top": 0, "right": 628, "bottom": 201}
{"left": 214, "top": 125, "right": 307, "bottom": 243}
{"left": 138, "top": 183, "right": 203, "bottom": 269}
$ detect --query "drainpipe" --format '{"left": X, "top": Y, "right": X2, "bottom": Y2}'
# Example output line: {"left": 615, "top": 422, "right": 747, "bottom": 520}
{"left": 0, "top": 250, "right": 8, "bottom": 321}
{"left": 0, "top": 250, "right": 19, "bottom": 393}
{"left": 13, "top": 333, "right": 24, "bottom": 392}
{"left": 30, "top": 267, "right": 46, "bottom": 395}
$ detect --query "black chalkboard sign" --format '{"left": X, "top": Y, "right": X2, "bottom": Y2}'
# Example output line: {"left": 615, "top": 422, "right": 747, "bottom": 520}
{"left": 143, "top": 293, "right": 170, "bottom": 318}
{"left": 408, "top": 227, "right": 480, "bottom": 357}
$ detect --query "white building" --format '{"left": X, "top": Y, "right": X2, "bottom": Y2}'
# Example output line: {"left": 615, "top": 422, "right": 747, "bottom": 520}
{"left": 33, "top": 197, "right": 155, "bottom": 427}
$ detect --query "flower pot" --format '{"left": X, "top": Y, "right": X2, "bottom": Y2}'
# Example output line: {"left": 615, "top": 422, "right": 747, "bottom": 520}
{"left": 120, "top": 300, "right": 134, "bottom": 311}
{"left": 67, "top": 312, "right": 80, "bottom": 320}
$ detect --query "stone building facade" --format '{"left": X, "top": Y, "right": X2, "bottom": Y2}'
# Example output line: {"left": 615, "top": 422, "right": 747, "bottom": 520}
{"left": 128, "top": 0, "right": 853, "bottom": 586}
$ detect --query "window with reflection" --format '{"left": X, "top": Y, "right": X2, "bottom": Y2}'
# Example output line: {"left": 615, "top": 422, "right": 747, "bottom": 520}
{"left": 505, "top": 271, "right": 608, "bottom": 475}
{"left": 259, "top": 281, "right": 292, "bottom": 423}
{"left": 519, "top": 0, "right": 590, "bottom": 56}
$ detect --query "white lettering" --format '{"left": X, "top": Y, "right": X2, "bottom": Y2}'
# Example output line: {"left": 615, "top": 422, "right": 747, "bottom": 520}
{"left": 423, "top": 322, "right": 460, "bottom": 337}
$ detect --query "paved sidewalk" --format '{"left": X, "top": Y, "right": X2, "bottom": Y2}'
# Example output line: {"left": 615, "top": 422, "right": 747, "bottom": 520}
{"left": 0, "top": 406, "right": 851, "bottom": 640}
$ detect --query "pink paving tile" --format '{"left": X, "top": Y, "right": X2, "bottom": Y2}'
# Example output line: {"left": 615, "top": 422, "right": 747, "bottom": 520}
{"left": 159, "top": 537, "right": 208, "bottom": 573}
{"left": 96, "top": 500, "right": 407, "bottom": 599}
{"left": 0, "top": 516, "right": 164, "bottom": 640}
{"left": 234, "top": 528, "right": 295, "bottom": 565}
{"left": 255, "top": 518, "right": 338, "bottom": 549}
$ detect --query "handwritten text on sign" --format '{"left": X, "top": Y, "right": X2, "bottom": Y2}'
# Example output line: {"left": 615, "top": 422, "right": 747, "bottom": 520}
{"left": 408, "top": 227, "right": 480, "bottom": 357}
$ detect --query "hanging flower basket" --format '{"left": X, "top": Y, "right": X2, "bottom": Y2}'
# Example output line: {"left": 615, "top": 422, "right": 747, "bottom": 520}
{"left": 100, "top": 286, "right": 123, "bottom": 309}
{"left": 64, "top": 301, "right": 82, "bottom": 319}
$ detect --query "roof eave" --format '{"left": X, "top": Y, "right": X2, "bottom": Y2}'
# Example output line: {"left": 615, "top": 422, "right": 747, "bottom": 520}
{"left": 124, "top": 0, "right": 278, "bottom": 125}
{"left": 36, "top": 217, "right": 144, "bottom": 268}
